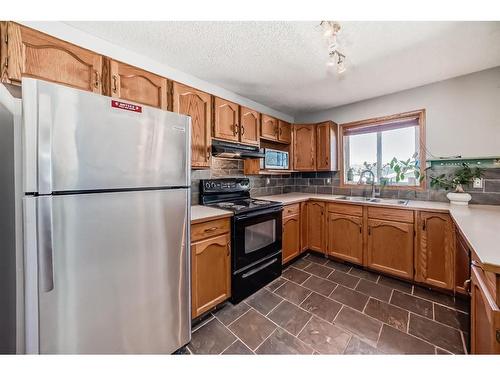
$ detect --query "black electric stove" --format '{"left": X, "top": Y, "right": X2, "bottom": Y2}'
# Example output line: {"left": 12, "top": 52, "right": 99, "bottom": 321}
{"left": 199, "top": 178, "right": 283, "bottom": 303}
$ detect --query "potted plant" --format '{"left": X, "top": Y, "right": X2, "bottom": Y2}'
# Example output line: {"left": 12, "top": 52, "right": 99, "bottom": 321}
{"left": 428, "top": 163, "right": 484, "bottom": 205}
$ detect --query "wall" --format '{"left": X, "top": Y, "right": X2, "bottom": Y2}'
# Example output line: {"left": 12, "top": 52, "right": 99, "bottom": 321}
{"left": 191, "top": 158, "right": 295, "bottom": 204}
{"left": 20, "top": 22, "right": 294, "bottom": 123}
{"left": 296, "top": 67, "right": 500, "bottom": 159}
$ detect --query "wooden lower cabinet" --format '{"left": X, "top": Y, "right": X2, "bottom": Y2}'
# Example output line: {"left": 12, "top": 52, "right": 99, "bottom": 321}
{"left": 415, "top": 211, "right": 455, "bottom": 290}
{"left": 307, "top": 201, "right": 325, "bottom": 253}
{"left": 282, "top": 210, "right": 301, "bottom": 264}
{"left": 327, "top": 213, "right": 363, "bottom": 265}
{"left": 300, "top": 202, "right": 308, "bottom": 252}
{"left": 366, "top": 218, "right": 414, "bottom": 280}
{"left": 455, "top": 228, "right": 471, "bottom": 295}
{"left": 471, "top": 265, "right": 500, "bottom": 354}
{"left": 191, "top": 221, "right": 231, "bottom": 319}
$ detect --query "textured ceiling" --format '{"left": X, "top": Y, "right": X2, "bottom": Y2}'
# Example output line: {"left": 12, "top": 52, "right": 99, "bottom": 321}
{"left": 66, "top": 21, "right": 500, "bottom": 116}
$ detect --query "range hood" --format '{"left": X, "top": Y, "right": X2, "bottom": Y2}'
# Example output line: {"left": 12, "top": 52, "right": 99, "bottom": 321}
{"left": 211, "top": 140, "right": 264, "bottom": 159}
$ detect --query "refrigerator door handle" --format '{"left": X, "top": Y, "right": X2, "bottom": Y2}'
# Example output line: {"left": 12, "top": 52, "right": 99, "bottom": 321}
{"left": 38, "top": 196, "right": 54, "bottom": 292}
{"left": 37, "top": 92, "right": 53, "bottom": 195}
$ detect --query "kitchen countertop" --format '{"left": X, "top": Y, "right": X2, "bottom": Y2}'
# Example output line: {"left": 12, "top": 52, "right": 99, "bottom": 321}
{"left": 259, "top": 192, "right": 500, "bottom": 274}
{"left": 191, "top": 205, "right": 233, "bottom": 224}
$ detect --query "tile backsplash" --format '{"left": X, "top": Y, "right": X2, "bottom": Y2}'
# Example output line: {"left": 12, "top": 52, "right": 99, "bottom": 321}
{"left": 191, "top": 158, "right": 500, "bottom": 206}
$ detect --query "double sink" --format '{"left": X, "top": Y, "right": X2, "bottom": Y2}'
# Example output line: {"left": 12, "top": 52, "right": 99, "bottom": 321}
{"left": 336, "top": 196, "right": 409, "bottom": 206}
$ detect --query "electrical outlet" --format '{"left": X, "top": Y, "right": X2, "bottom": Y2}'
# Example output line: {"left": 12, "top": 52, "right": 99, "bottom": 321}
{"left": 473, "top": 178, "right": 483, "bottom": 189}
{"left": 326, "top": 178, "right": 332, "bottom": 184}
{"left": 266, "top": 178, "right": 271, "bottom": 185}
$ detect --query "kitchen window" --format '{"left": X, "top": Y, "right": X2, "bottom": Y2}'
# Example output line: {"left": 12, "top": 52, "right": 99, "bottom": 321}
{"left": 339, "top": 109, "right": 426, "bottom": 189}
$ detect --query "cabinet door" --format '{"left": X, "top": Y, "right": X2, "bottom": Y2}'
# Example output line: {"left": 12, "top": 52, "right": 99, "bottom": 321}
{"left": 316, "top": 122, "right": 331, "bottom": 171}
{"left": 282, "top": 213, "right": 301, "bottom": 264}
{"left": 261, "top": 114, "right": 278, "bottom": 141}
{"left": 213, "top": 97, "right": 239, "bottom": 142}
{"left": 416, "top": 212, "right": 455, "bottom": 290}
{"left": 240, "top": 106, "right": 260, "bottom": 145}
{"left": 455, "top": 229, "right": 471, "bottom": 295}
{"left": 327, "top": 213, "right": 363, "bottom": 265}
{"left": 300, "top": 201, "right": 308, "bottom": 252}
{"left": 308, "top": 201, "right": 325, "bottom": 253}
{"left": 108, "top": 60, "right": 168, "bottom": 109}
{"left": 172, "top": 82, "right": 212, "bottom": 168}
{"left": 471, "top": 265, "right": 500, "bottom": 354}
{"left": 191, "top": 233, "right": 231, "bottom": 318}
{"left": 293, "top": 125, "right": 316, "bottom": 171}
{"left": 278, "top": 120, "right": 292, "bottom": 144}
{"left": 367, "top": 219, "right": 414, "bottom": 280}
{"left": 2, "top": 23, "right": 102, "bottom": 93}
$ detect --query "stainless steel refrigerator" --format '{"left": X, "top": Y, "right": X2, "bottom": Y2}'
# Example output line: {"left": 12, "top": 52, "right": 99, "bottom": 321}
{"left": 21, "top": 78, "right": 191, "bottom": 354}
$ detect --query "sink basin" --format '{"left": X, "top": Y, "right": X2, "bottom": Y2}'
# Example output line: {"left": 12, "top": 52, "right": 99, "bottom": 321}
{"left": 336, "top": 196, "right": 409, "bottom": 206}
{"left": 336, "top": 196, "right": 372, "bottom": 202}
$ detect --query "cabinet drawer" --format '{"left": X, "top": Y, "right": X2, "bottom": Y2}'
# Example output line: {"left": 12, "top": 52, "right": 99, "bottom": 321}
{"left": 368, "top": 207, "right": 414, "bottom": 223}
{"left": 191, "top": 218, "right": 230, "bottom": 242}
{"left": 283, "top": 203, "right": 300, "bottom": 217}
{"left": 328, "top": 203, "right": 363, "bottom": 217}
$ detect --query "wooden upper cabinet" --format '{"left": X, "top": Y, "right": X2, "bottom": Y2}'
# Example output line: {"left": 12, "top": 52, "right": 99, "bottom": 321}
{"left": 316, "top": 121, "right": 338, "bottom": 171}
{"left": 1, "top": 22, "right": 102, "bottom": 93}
{"left": 278, "top": 120, "right": 291, "bottom": 144}
{"left": 471, "top": 265, "right": 500, "bottom": 354}
{"left": 261, "top": 114, "right": 278, "bottom": 141}
{"left": 172, "top": 82, "right": 212, "bottom": 169}
{"left": 107, "top": 59, "right": 168, "bottom": 109}
{"left": 307, "top": 201, "right": 325, "bottom": 253}
{"left": 366, "top": 218, "right": 414, "bottom": 280}
{"left": 282, "top": 210, "right": 301, "bottom": 264}
{"left": 213, "top": 97, "right": 239, "bottom": 142}
{"left": 293, "top": 124, "right": 316, "bottom": 171}
{"left": 455, "top": 228, "right": 471, "bottom": 295}
{"left": 415, "top": 212, "right": 455, "bottom": 290}
{"left": 240, "top": 106, "right": 260, "bottom": 145}
{"left": 191, "top": 232, "right": 231, "bottom": 318}
{"left": 327, "top": 213, "right": 363, "bottom": 265}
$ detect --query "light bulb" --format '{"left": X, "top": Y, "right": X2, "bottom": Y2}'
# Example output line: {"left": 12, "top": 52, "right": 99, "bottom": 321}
{"left": 323, "top": 28, "right": 334, "bottom": 38}
{"left": 326, "top": 53, "right": 336, "bottom": 67}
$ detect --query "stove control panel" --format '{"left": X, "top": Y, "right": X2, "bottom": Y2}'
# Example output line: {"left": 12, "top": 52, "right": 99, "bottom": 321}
{"left": 200, "top": 178, "right": 250, "bottom": 193}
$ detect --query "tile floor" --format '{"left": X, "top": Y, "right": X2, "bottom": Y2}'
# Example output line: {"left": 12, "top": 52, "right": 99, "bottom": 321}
{"left": 187, "top": 253, "right": 470, "bottom": 355}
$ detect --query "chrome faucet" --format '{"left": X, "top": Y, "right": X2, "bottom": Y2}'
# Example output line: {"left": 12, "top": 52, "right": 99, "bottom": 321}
{"left": 358, "top": 169, "right": 379, "bottom": 198}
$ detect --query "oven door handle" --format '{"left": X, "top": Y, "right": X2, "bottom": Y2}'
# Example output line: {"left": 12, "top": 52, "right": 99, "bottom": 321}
{"left": 241, "top": 258, "right": 278, "bottom": 279}
{"left": 234, "top": 206, "right": 283, "bottom": 220}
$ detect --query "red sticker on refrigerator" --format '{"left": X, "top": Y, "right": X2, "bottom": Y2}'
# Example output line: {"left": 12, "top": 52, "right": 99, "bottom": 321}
{"left": 111, "top": 100, "right": 142, "bottom": 113}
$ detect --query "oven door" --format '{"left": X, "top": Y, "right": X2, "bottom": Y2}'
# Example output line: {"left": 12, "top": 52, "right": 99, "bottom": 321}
{"left": 232, "top": 206, "right": 282, "bottom": 272}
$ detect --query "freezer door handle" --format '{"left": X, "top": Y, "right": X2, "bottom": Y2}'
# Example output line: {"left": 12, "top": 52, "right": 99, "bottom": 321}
{"left": 38, "top": 196, "right": 54, "bottom": 292}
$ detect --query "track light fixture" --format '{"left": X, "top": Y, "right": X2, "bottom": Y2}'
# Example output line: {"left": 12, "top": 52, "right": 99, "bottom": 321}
{"left": 320, "top": 21, "right": 347, "bottom": 74}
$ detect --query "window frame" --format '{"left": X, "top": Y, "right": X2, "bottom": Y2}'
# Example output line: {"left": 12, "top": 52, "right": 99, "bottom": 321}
{"left": 339, "top": 109, "right": 426, "bottom": 191}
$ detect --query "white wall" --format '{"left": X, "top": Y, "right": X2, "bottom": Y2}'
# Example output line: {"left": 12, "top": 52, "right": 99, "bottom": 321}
{"left": 20, "top": 22, "right": 294, "bottom": 123}
{"left": 296, "top": 67, "right": 500, "bottom": 158}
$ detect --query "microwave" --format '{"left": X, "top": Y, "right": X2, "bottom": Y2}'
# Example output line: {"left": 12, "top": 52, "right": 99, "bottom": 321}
{"left": 260, "top": 148, "right": 289, "bottom": 170}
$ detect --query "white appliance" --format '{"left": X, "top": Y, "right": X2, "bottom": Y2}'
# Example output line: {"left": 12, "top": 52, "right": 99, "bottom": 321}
{"left": 1, "top": 78, "right": 192, "bottom": 354}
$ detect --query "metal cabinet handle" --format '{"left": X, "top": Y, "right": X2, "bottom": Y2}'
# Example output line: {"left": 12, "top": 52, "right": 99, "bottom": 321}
{"left": 207, "top": 146, "right": 211, "bottom": 160}
{"left": 233, "top": 123, "right": 239, "bottom": 135}
{"left": 204, "top": 226, "right": 218, "bottom": 232}
{"left": 241, "top": 125, "right": 245, "bottom": 135}
{"left": 38, "top": 197, "right": 54, "bottom": 292}
{"left": 112, "top": 75, "right": 118, "bottom": 93}
{"left": 94, "top": 71, "right": 99, "bottom": 88}
{"left": 471, "top": 260, "right": 483, "bottom": 270}
{"left": 359, "top": 225, "right": 362, "bottom": 234}
{"left": 422, "top": 219, "right": 427, "bottom": 231}
{"left": 463, "top": 279, "right": 471, "bottom": 293}
{"left": 368, "top": 226, "right": 371, "bottom": 235}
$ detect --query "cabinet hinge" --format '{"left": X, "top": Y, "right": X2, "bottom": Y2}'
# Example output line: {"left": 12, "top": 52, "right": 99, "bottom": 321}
{"left": 496, "top": 329, "right": 500, "bottom": 344}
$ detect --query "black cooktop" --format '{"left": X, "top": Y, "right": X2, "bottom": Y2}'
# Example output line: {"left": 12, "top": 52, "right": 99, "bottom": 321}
{"left": 207, "top": 198, "right": 281, "bottom": 213}
{"left": 199, "top": 178, "right": 282, "bottom": 214}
